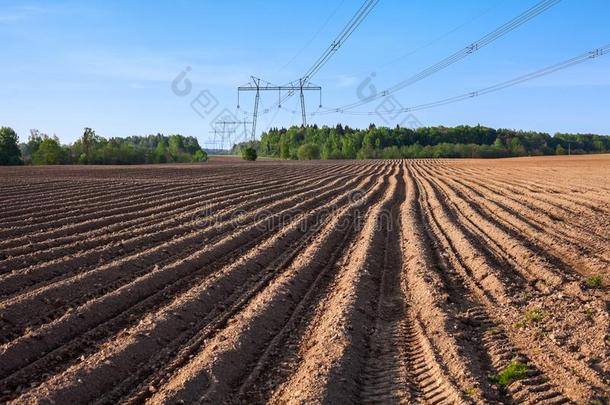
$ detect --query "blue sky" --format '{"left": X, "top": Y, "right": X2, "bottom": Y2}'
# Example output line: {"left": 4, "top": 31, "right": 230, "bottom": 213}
{"left": 1, "top": 0, "right": 609, "bottom": 146}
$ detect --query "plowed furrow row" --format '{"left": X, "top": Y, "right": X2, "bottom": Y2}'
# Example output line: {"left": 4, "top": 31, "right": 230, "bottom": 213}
{"left": 0, "top": 169, "right": 354, "bottom": 284}
{"left": 0, "top": 169, "right": 300, "bottom": 240}
{"left": 492, "top": 168, "right": 610, "bottom": 206}
{"left": 0, "top": 167, "right": 379, "bottom": 345}
{"left": 0, "top": 182, "right": 231, "bottom": 232}
{"left": 0, "top": 157, "right": 606, "bottom": 404}
{"left": 0, "top": 167, "right": 345, "bottom": 262}
{"left": 452, "top": 166, "right": 610, "bottom": 213}
{"left": 0, "top": 169, "right": 380, "bottom": 403}
{"left": 436, "top": 168, "right": 608, "bottom": 278}
{"left": 358, "top": 168, "right": 414, "bottom": 404}
{"left": 412, "top": 162, "right": 607, "bottom": 403}
{"left": 433, "top": 165, "right": 610, "bottom": 245}
{"left": 170, "top": 166, "right": 392, "bottom": 404}
{"left": 11, "top": 165, "right": 392, "bottom": 405}
{"left": 406, "top": 164, "right": 501, "bottom": 404}
{"left": 241, "top": 166, "right": 403, "bottom": 405}
{"left": 0, "top": 181, "right": 182, "bottom": 224}
{"left": 0, "top": 164, "right": 350, "bottom": 252}
{"left": 413, "top": 163, "right": 565, "bottom": 290}
{"left": 0, "top": 180, "right": 141, "bottom": 210}
{"left": 0, "top": 178, "right": 67, "bottom": 195}
{"left": 411, "top": 163, "right": 571, "bottom": 404}
{"left": 479, "top": 322, "right": 571, "bottom": 405}
{"left": 0, "top": 178, "right": 201, "bottom": 218}
{"left": 0, "top": 178, "right": 278, "bottom": 239}
{"left": 250, "top": 167, "right": 401, "bottom": 404}
{"left": 123, "top": 180, "right": 372, "bottom": 403}
{"left": 108, "top": 189, "right": 352, "bottom": 404}
{"left": 433, "top": 165, "right": 610, "bottom": 263}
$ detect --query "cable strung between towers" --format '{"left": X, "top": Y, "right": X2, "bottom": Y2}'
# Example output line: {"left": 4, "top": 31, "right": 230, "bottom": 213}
{"left": 239, "top": 0, "right": 380, "bottom": 138}
{"left": 313, "top": 44, "right": 610, "bottom": 117}
{"left": 323, "top": 0, "right": 562, "bottom": 112}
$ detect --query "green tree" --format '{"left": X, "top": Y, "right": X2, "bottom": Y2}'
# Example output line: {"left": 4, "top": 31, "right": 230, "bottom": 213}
{"left": 155, "top": 139, "right": 168, "bottom": 163}
{"left": 33, "top": 136, "right": 64, "bottom": 165}
{"left": 510, "top": 138, "right": 526, "bottom": 156}
{"left": 593, "top": 139, "right": 605, "bottom": 153}
{"left": 193, "top": 149, "right": 208, "bottom": 162}
{"left": 28, "top": 129, "right": 44, "bottom": 155}
{"left": 19, "top": 143, "right": 32, "bottom": 164}
{"left": 241, "top": 146, "right": 257, "bottom": 161}
{"left": 182, "top": 136, "right": 203, "bottom": 154}
{"left": 555, "top": 144, "right": 566, "bottom": 155}
{"left": 168, "top": 135, "right": 184, "bottom": 161}
{"left": 81, "top": 127, "right": 96, "bottom": 163}
{"left": 297, "top": 143, "right": 321, "bottom": 160}
{"left": 259, "top": 125, "right": 610, "bottom": 160}
{"left": 279, "top": 138, "right": 290, "bottom": 159}
{"left": 0, "top": 127, "right": 23, "bottom": 165}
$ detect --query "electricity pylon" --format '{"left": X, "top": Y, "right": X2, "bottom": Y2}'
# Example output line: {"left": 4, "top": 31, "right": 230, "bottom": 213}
{"left": 237, "top": 76, "right": 321, "bottom": 139}
{"left": 210, "top": 120, "right": 253, "bottom": 149}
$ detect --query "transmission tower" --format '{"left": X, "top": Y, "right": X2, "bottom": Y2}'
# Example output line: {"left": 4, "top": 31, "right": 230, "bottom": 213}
{"left": 235, "top": 0, "right": 380, "bottom": 138}
{"left": 237, "top": 76, "right": 322, "bottom": 139}
{"left": 211, "top": 119, "right": 253, "bottom": 149}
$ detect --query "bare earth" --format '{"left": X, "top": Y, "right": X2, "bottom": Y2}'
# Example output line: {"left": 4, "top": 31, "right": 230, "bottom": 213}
{"left": 0, "top": 155, "right": 608, "bottom": 404}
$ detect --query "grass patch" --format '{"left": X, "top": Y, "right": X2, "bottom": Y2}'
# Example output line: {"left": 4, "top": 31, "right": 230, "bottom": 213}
{"left": 491, "top": 361, "right": 529, "bottom": 387}
{"left": 524, "top": 308, "right": 544, "bottom": 323}
{"left": 586, "top": 275, "right": 604, "bottom": 289}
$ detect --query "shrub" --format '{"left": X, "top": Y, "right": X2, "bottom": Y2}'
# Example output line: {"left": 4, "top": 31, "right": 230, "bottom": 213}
{"left": 297, "top": 143, "right": 320, "bottom": 160}
{"left": 193, "top": 150, "right": 208, "bottom": 162}
{"left": 241, "top": 146, "right": 257, "bottom": 161}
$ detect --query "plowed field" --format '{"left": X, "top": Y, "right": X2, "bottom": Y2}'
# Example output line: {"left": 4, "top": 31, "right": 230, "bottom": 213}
{"left": 0, "top": 155, "right": 608, "bottom": 404}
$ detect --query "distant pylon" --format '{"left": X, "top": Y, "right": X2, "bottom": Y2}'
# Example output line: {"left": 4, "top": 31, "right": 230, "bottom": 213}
{"left": 238, "top": 76, "right": 321, "bottom": 139}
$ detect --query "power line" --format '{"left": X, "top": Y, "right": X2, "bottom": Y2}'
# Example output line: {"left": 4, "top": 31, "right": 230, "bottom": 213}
{"left": 326, "top": 0, "right": 562, "bottom": 112}
{"left": 238, "top": 0, "right": 379, "bottom": 138}
{"left": 379, "top": 0, "right": 506, "bottom": 69}
{"left": 301, "top": 0, "right": 379, "bottom": 84}
{"left": 313, "top": 44, "right": 610, "bottom": 116}
{"left": 274, "top": 0, "right": 379, "bottom": 109}
{"left": 279, "top": 0, "right": 347, "bottom": 71}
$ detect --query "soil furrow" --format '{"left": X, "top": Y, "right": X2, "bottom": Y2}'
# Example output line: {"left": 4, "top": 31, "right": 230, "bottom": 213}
{"left": 0, "top": 168, "right": 383, "bottom": 403}
{"left": 432, "top": 164, "right": 610, "bottom": 264}
{"left": 11, "top": 164, "right": 393, "bottom": 404}
{"left": 0, "top": 168, "right": 377, "bottom": 345}
{"left": 443, "top": 166, "right": 610, "bottom": 244}
{"left": 0, "top": 166, "right": 348, "bottom": 263}
{"left": 0, "top": 157, "right": 606, "bottom": 403}
{"left": 0, "top": 170, "right": 353, "bottom": 287}
{"left": 412, "top": 161, "right": 608, "bottom": 403}
{"left": 441, "top": 168, "right": 608, "bottom": 279}
{"left": 411, "top": 162, "right": 570, "bottom": 404}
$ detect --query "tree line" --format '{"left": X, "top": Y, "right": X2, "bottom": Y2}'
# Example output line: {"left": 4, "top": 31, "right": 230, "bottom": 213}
{"left": 3, "top": 124, "right": 610, "bottom": 165}
{"left": 0, "top": 127, "right": 208, "bottom": 165}
{"left": 254, "top": 124, "right": 610, "bottom": 160}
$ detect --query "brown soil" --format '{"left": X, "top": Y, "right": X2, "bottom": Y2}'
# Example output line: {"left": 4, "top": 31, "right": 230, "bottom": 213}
{"left": 0, "top": 155, "right": 608, "bottom": 404}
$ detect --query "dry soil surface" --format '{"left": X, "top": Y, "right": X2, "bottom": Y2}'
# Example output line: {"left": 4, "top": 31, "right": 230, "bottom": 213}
{"left": 0, "top": 155, "right": 608, "bottom": 404}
